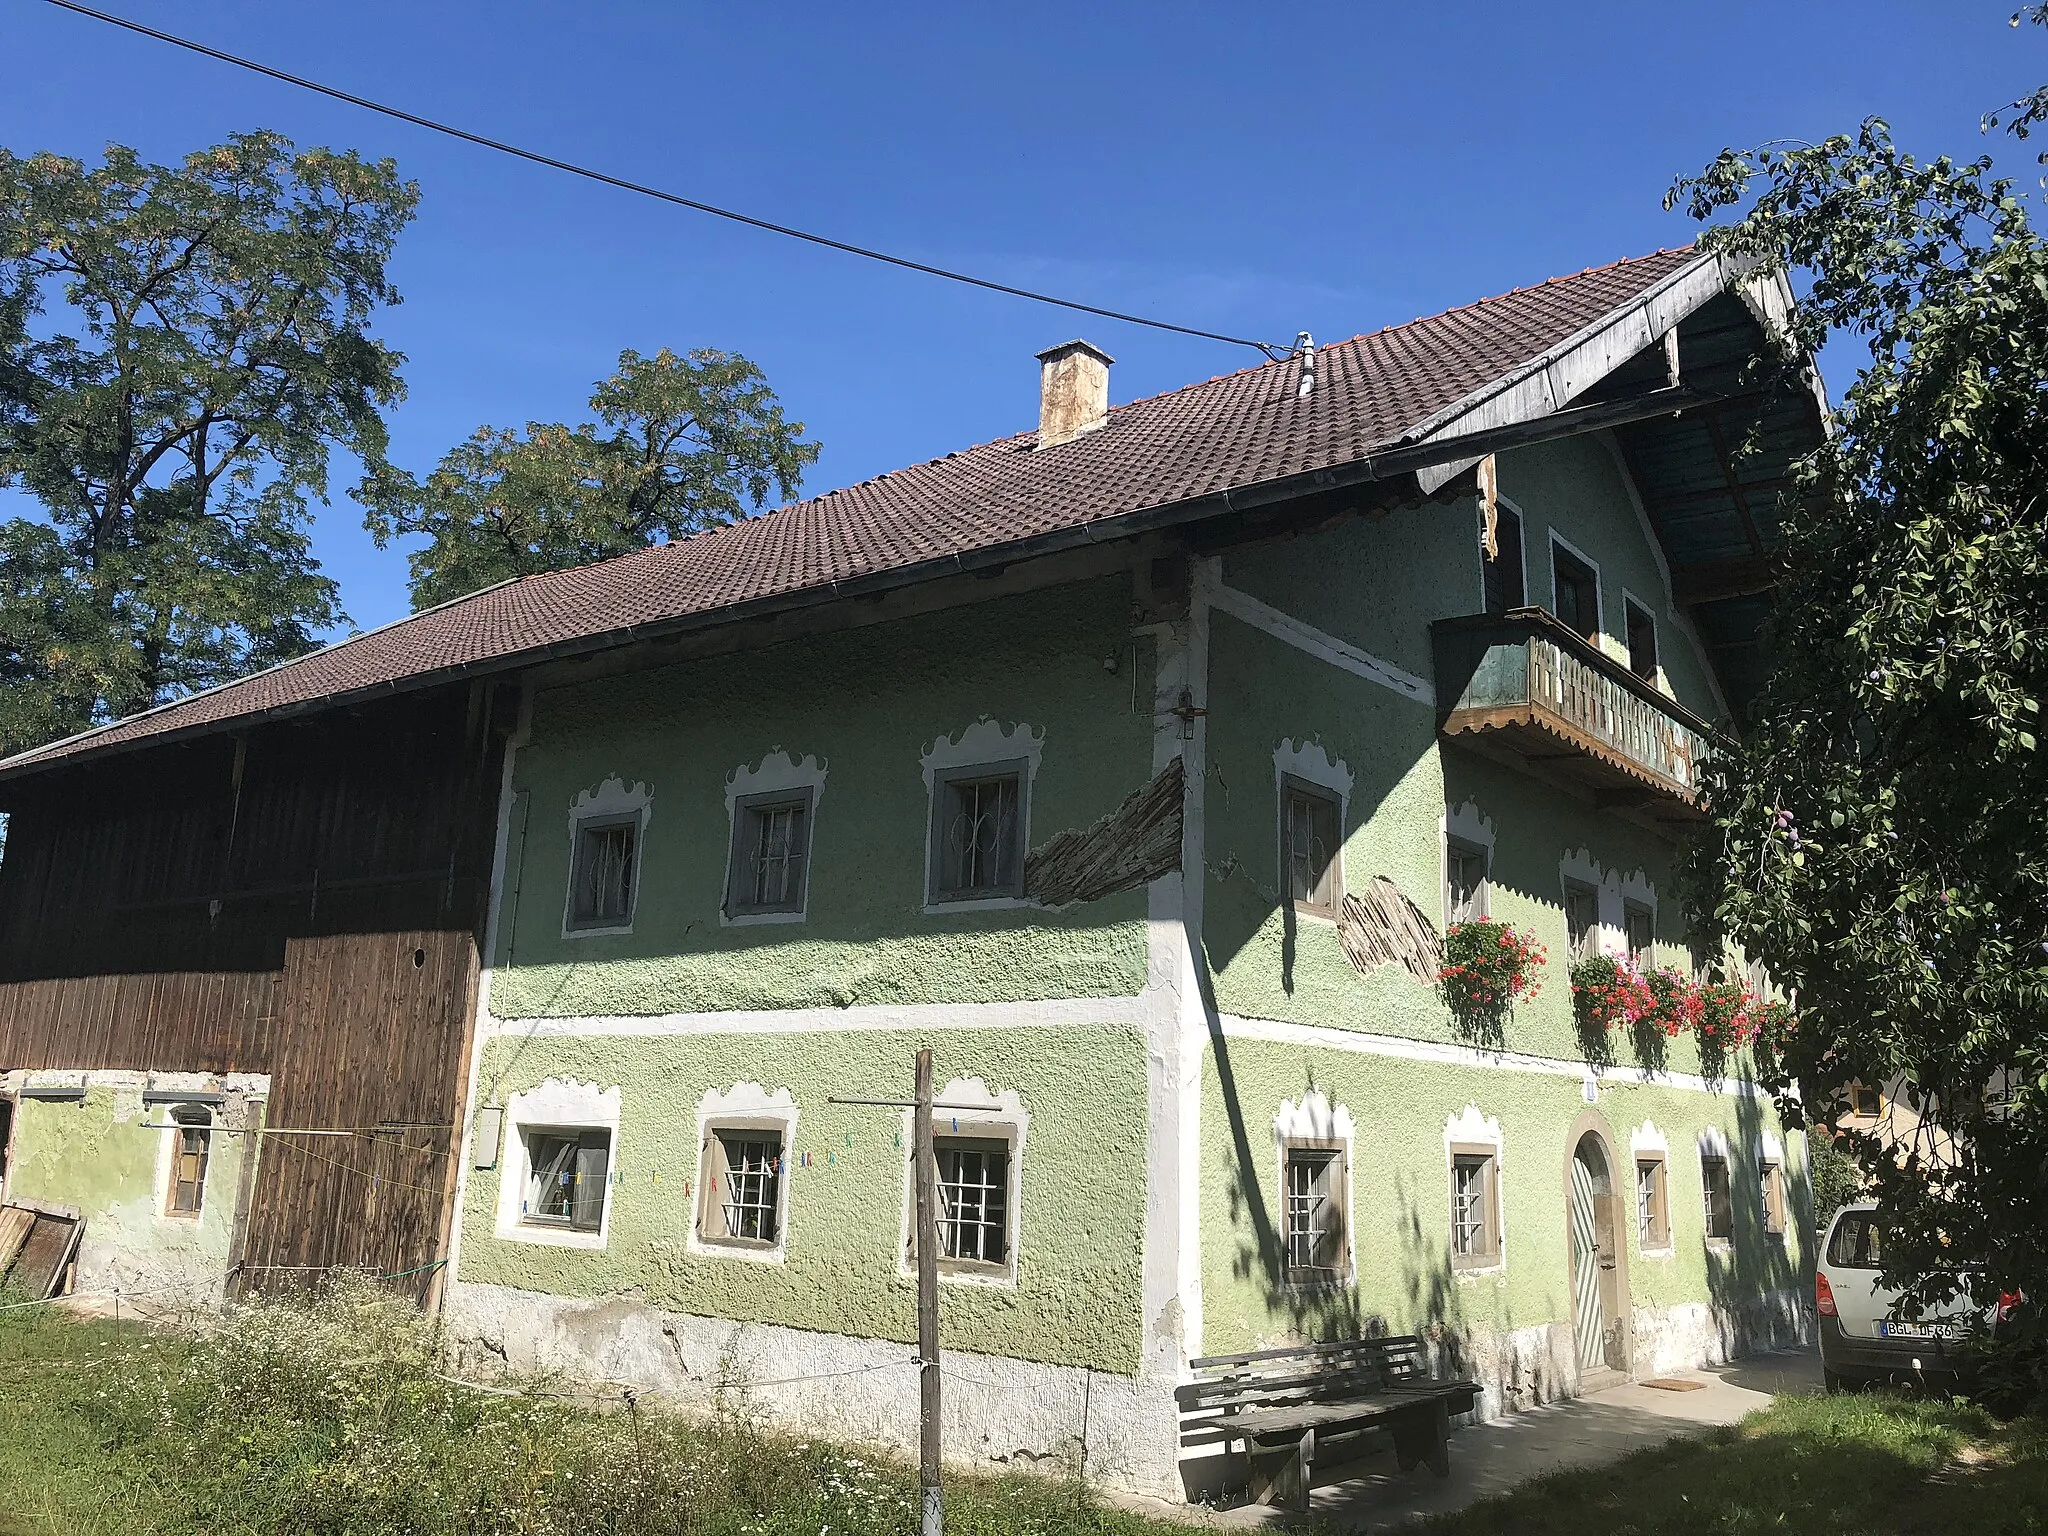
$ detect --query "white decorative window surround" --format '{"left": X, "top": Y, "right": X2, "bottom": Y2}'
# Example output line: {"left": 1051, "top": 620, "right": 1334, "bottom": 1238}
{"left": 1443, "top": 800, "right": 1496, "bottom": 925}
{"left": 1630, "top": 1120, "right": 1674, "bottom": 1256}
{"left": 721, "top": 752, "right": 827, "bottom": 928}
{"left": 1697, "top": 1124, "right": 1735, "bottom": 1246}
{"left": 1444, "top": 1103, "right": 1506, "bottom": 1276}
{"left": 1273, "top": 740, "right": 1353, "bottom": 922}
{"left": 562, "top": 777, "right": 653, "bottom": 939}
{"left": 898, "top": 1076, "right": 1028, "bottom": 1288}
{"left": 920, "top": 721, "right": 1044, "bottom": 914}
{"left": 689, "top": 1081, "right": 799, "bottom": 1264}
{"left": 1273, "top": 1089, "right": 1357, "bottom": 1286}
{"left": 494, "top": 1077, "right": 622, "bottom": 1250}
{"left": 1557, "top": 850, "right": 1660, "bottom": 964}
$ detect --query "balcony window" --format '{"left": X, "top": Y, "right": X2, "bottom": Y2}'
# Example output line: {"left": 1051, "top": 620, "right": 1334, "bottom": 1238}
{"left": 1625, "top": 598, "right": 1659, "bottom": 682}
{"left": 1482, "top": 505, "right": 1526, "bottom": 614}
{"left": 1551, "top": 542, "right": 1600, "bottom": 641}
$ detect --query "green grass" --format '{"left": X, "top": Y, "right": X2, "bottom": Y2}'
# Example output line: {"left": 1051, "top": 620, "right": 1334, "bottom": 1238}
{"left": 1423, "top": 1389, "right": 2048, "bottom": 1536}
{"left": 1, "top": 1283, "right": 2044, "bottom": 1536}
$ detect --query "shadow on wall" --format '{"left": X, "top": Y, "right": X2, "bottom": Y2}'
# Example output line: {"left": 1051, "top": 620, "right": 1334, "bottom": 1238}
{"left": 1701, "top": 1069, "right": 1814, "bottom": 1359}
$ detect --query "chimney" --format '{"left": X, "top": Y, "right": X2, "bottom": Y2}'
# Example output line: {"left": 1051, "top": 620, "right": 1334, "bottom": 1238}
{"left": 1035, "top": 340, "right": 1114, "bottom": 448}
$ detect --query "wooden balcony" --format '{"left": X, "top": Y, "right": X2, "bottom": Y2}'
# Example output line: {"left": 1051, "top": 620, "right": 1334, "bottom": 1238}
{"left": 1430, "top": 609, "right": 1715, "bottom": 825}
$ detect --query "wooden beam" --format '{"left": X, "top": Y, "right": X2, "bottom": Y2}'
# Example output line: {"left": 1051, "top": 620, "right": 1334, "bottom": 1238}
{"left": 1672, "top": 555, "right": 1776, "bottom": 605}
{"left": 1703, "top": 414, "right": 1766, "bottom": 554}
{"left": 1642, "top": 477, "right": 1793, "bottom": 516}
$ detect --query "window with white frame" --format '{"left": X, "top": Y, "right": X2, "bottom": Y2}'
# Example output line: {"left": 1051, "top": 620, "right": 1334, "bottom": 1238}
{"left": 1564, "top": 880, "right": 1600, "bottom": 962}
{"left": 1551, "top": 541, "right": 1600, "bottom": 640}
{"left": 1624, "top": 901, "right": 1655, "bottom": 970}
{"left": 929, "top": 763, "right": 1025, "bottom": 902}
{"left": 1450, "top": 1146, "right": 1501, "bottom": 1269}
{"left": 567, "top": 816, "right": 639, "bottom": 931}
{"left": 1281, "top": 776, "right": 1342, "bottom": 915}
{"left": 1446, "top": 837, "right": 1489, "bottom": 924}
{"left": 166, "top": 1104, "right": 212, "bottom": 1217}
{"left": 933, "top": 1135, "right": 1012, "bottom": 1271}
{"left": 698, "top": 1125, "right": 786, "bottom": 1248}
{"left": 1636, "top": 1155, "right": 1670, "bottom": 1249}
{"left": 725, "top": 790, "right": 813, "bottom": 918}
{"left": 522, "top": 1127, "right": 611, "bottom": 1232}
{"left": 1281, "top": 1141, "right": 1348, "bottom": 1284}
{"left": 1624, "top": 597, "right": 1659, "bottom": 682}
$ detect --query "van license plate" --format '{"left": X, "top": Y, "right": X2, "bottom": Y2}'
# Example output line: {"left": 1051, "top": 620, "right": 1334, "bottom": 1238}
{"left": 1880, "top": 1321, "right": 1960, "bottom": 1340}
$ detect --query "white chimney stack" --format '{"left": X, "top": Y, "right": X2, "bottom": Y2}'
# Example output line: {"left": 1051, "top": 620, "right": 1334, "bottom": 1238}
{"left": 1035, "top": 340, "right": 1114, "bottom": 448}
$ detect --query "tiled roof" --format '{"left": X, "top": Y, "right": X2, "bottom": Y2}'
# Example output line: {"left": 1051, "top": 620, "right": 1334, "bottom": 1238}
{"left": 0, "top": 245, "right": 1705, "bottom": 775}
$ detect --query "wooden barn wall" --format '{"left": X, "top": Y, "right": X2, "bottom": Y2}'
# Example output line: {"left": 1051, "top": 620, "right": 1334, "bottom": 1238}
{"left": 0, "top": 683, "right": 512, "bottom": 1302}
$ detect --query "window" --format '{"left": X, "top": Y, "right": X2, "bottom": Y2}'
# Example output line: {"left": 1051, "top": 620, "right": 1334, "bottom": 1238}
{"left": 1700, "top": 1154, "right": 1733, "bottom": 1242}
{"left": 726, "top": 790, "right": 813, "bottom": 918}
{"left": 522, "top": 1128, "right": 611, "bottom": 1233}
{"left": 568, "top": 815, "right": 639, "bottom": 930}
{"left": 1849, "top": 1083, "right": 1883, "bottom": 1119}
{"left": 1550, "top": 542, "right": 1600, "bottom": 640}
{"left": 698, "top": 1127, "right": 785, "bottom": 1248}
{"left": 1827, "top": 1210, "right": 1884, "bottom": 1269}
{"left": 166, "top": 1105, "right": 211, "bottom": 1216}
{"left": 1482, "top": 504, "right": 1525, "bottom": 614}
{"left": 930, "top": 764, "right": 1025, "bottom": 902}
{"left": 1446, "top": 838, "right": 1489, "bottom": 924}
{"left": 1624, "top": 902, "right": 1655, "bottom": 970}
{"left": 1624, "top": 598, "right": 1658, "bottom": 681}
{"left": 1281, "top": 777, "right": 1342, "bottom": 915}
{"left": 1282, "top": 1142, "right": 1348, "bottom": 1284}
{"left": 1636, "top": 1156, "right": 1670, "bottom": 1249}
{"left": 1564, "top": 880, "right": 1600, "bottom": 962}
{"left": 1449, "top": 1147, "right": 1500, "bottom": 1269}
{"left": 1760, "top": 1160, "right": 1786, "bottom": 1237}
{"left": 934, "top": 1137, "right": 1011, "bottom": 1271}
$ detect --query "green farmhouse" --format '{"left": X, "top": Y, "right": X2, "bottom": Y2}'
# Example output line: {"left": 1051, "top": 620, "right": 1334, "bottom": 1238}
{"left": 0, "top": 244, "right": 1826, "bottom": 1499}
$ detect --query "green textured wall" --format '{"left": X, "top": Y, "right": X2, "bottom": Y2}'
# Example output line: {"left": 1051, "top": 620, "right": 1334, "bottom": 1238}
{"left": 8, "top": 1090, "right": 246, "bottom": 1276}
{"left": 1198, "top": 1037, "right": 1810, "bottom": 1352}
{"left": 492, "top": 578, "right": 1154, "bottom": 1019}
{"left": 456, "top": 1023, "right": 1149, "bottom": 1373}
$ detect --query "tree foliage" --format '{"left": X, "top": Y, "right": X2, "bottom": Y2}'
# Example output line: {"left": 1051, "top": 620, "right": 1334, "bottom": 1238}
{"left": 362, "top": 348, "right": 820, "bottom": 610}
{"left": 0, "top": 132, "right": 417, "bottom": 755}
{"left": 1670, "top": 28, "right": 2048, "bottom": 1379}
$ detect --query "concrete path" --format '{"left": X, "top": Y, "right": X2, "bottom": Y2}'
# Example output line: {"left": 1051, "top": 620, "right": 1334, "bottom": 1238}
{"left": 1139, "top": 1349, "right": 1822, "bottom": 1530}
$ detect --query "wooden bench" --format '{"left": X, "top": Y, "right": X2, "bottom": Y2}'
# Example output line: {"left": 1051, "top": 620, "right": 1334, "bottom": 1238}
{"left": 1177, "top": 1336, "right": 1480, "bottom": 1510}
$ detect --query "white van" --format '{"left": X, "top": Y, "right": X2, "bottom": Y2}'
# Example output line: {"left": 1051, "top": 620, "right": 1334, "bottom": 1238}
{"left": 1817, "top": 1202, "right": 1980, "bottom": 1391}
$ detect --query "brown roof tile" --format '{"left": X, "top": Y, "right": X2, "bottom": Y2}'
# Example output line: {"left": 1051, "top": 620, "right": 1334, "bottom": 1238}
{"left": 0, "top": 245, "right": 1703, "bottom": 774}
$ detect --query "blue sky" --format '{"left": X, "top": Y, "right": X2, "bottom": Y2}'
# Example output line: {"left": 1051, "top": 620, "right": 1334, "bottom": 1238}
{"left": 6, "top": 1, "right": 2043, "bottom": 635}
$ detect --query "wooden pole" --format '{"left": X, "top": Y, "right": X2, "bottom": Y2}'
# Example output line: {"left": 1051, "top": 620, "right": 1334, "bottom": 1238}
{"left": 913, "top": 1046, "right": 942, "bottom": 1536}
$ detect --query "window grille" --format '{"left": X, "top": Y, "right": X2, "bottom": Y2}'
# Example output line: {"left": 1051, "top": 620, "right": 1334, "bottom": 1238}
{"left": 1446, "top": 840, "right": 1489, "bottom": 923}
{"left": 1281, "top": 779, "right": 1341, "bottom": 913}
{"left": 570, "top": 818, "right": 638, "bottom": 928}
{"left": 1636, "top": 1157, "right": 1668, "bottom": 1247}
{"left": 935, "top": 1140, "right": 1009, "bottom": 1266}
{"left": 1701, "top": 1154, "right": 1733, "bottom": 1241}
{"left": 1760, "top": 1161, "right": 1785, "bottom": 1235}
{"left": 728, "top": 792, "right": 811, "bottom": 916}
{"left": 1452, "top": 1154, "right": 1493, "bottom": 1259}
{"left": 168, "top": 1107, "right": 211, "bottom": 1215}
{"left": 1564, "top": 882, "right": 1599, "bottom": 961}
{"left": 1283, "top": 1146, "right": 1345, "bottom": 1279}
{"left": 524, "top": 1128, "right": 611, "bottom": 1232}
{"left": 713, "top": 1132, "right": 782, "bottom": 1242}
{"left": 933, "top": 771, "right": 1023, "bottom": 899}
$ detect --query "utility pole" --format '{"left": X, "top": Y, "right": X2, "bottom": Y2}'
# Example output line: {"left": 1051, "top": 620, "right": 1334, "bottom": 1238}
{"left": 913, "top": 1046, "right": 943, "bottom": 1536}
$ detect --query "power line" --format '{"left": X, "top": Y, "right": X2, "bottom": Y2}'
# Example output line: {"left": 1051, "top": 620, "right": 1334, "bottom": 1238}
{"left": 40, "top": 0, "right": 1293, "bottom": 359}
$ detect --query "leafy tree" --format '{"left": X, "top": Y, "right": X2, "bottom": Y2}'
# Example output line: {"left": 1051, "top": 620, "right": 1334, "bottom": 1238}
{"left": 362, "top": 348, "right": 820, "bottom": 610}
{"left": 1671, "top": 19, "right": 2048, "bottom": 1391}
{"left": 0, "top": 132, "right": 417, "bottom": 755}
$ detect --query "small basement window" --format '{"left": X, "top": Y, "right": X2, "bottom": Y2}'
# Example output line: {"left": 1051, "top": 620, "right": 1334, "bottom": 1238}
{"left": 1282, "top": 1141, "right": 1349, "bottom": 1285}
{"left": 1760, "top": 1159, "right": 1787, "bottom": 1238}
{"left": 726, "top": 790, "right": 813, "bottom": 918}
{"left": 1700, "top": 1153, "right": 1734, "bottom": 1243}
{"left": 1625, "top": 597, "right": 1659, "bottom": 682}
{"left": 1449, "top": 1146, "right": 1501, "bottom": 1270}
{"left": 1636, "top": 1156, "right": 1670, "bottom": 1250}
{"left": 523, "top": 1127, "right": 611, "bottom": 1233}
{"left": 166, "top": 1105, "right": 212, "bottom": 1217}
{"left": 934, "top": 1135, "right": 1012, "bottom": 1273}
{"left": 568, "top": 815, "right": 639, "bottom": 931}
{"left": 1281, "top": 776, "right": 1342, "bottom": 916}
{"left": 1446, "top": 837, "right": 1489, "bottom": 924}
{"left": 1551, "top": 542, "right": 1600, "bottom": 640}
{"left": 1482, "top": 504, "right": 1526, "bottom": 614}
{"left": 929, "top": 764, "right": 1026, "bottom": 902}
{"left": 1564, "top": 880, "right": 1600, "bottom": 962}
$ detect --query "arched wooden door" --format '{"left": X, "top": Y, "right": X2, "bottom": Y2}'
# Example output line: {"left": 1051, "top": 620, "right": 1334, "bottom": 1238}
{"left": 1568, "top": 1125, "right": 1630, "bottom": 1378}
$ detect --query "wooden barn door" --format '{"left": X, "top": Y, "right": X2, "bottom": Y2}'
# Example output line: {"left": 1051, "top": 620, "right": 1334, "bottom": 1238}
{"left": 236, "top": 930, "right": 478, "bottom": 1302}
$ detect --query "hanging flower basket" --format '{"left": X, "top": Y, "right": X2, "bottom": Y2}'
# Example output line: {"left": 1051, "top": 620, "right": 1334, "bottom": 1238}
{"left": 1569, "top": 954, "right": 1653, "bottom": 1035}
{"left": 1438, "top": 920, "right": 1546, "bottom": 1034}
{"left": 1640, "top": 966, "right": 1705, "bottom": 1038}
{"left": 1695, "top": 980, "right": 1757, "bottom": 1048}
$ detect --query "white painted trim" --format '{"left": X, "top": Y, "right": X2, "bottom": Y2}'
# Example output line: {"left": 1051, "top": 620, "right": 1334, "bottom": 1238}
{"left": 1628, "top": 1119, "right": 1676, "bottom": 1258}
{"left": 1272, "top": 1089, "right": 1358, "bottom": 1287}
{"left": 561, "top": 776, "right": 653, "bottom": 940}
{"left": 1472, "top": 493, "right": 1532, "bottom": 615}
{"left": 1273, "top": 737, "right": 1353, "bottom": 920}
{"left": 689, "top": 1081, "right": 800, "bottom": 1265}
{"left": 1206, "top": 579, "right": 1434, "bottom": 706}
{"left": 919, "top": 719, "right": 1044, "bottom": 915}
{"left": 152, "top": 1101, "right": 215, "bottom": 1224}
{"left": 1444, "top": 1103, "right": 1507, "bottom": 1277}
{"left": 895, "top": 1076, "right": 1028, "bottom": 1290}
{"left": 479, "top": 993, "right": 1150, "bottom": 1041}
{"left": 493, "top": 1077, "right": 622, "bottom": 1251}
{"left": 1217, "top": 1012, "right": 1767, "bottom": 1098}
{"left": 720, "top": 751, "right": 827, "bottom": 928}
{"left": 1546, "top": 527, "right": 1605, "bottom": 646}
{"left": 1442, "top": 800, "right": 1497, "bottom": 924}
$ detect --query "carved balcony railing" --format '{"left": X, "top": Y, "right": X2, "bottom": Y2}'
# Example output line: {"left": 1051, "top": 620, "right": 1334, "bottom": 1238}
{"left": 1430, "top": 609, "right": 1716, "bottom": 821}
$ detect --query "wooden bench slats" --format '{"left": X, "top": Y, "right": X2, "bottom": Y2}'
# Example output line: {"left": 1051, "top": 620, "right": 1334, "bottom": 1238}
{"left": 1189, "top": 1336, "right": 1431, "bottom": 1370}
